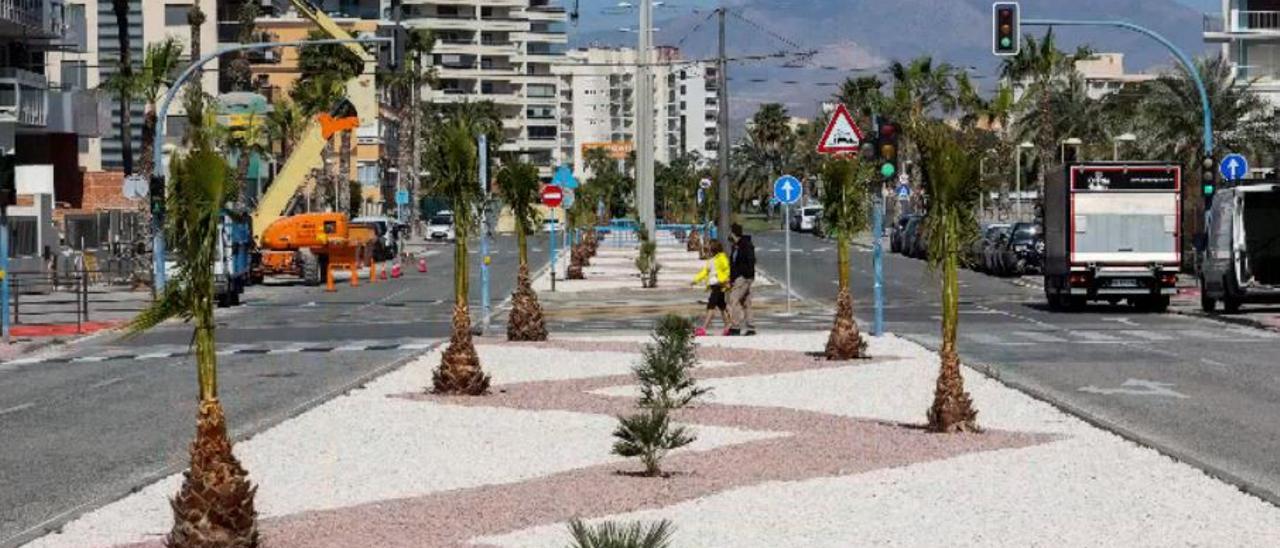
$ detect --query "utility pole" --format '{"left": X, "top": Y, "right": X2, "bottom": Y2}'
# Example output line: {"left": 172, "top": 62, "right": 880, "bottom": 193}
{"left": 716, "top": 8, "right": 730, "bottom": 247}
{"left": 636, "top": 0, "right": 655, "bottom": 237}
{"left": 479, "top": 134, "right": 490, "bottom": 334}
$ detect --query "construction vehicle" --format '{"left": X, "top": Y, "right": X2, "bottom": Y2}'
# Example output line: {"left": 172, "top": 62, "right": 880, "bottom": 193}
{"left": 248, "top": 0, "right": 382, "bottom": 285}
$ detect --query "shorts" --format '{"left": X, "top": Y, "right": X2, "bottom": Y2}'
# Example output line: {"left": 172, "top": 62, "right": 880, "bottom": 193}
{"left": 707, "top": 285, "right": 727, "bottom": 311}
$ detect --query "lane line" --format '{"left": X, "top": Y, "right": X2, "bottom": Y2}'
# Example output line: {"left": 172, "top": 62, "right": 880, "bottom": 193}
{"left": 0, "top": 402, "right": 34, "bottom": 417}
{"left": 1119, "top": 330, "right": 1175, "bottom": 342}
{"left": 89, "top": 377, "right": 124, "bottom": 389}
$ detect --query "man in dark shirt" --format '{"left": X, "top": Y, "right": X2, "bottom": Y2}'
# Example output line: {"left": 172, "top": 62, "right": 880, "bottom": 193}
{"left": 727, "top": 223, "right": 756, "bottom": 336}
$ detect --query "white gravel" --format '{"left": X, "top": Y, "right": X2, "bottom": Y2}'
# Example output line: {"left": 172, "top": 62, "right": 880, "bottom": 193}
{"left": 24, "top": 345, "right": 776, "bottom": 548}
{"left": 478, "top": 332, "right": 1280, "bottom": 548}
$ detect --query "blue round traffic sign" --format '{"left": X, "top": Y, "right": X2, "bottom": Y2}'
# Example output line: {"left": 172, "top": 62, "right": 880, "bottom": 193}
{"left": 1220, "top": 153, "right": 1248, "bottom": 181}
{"left": 773, "top": 175, "right": 802, "bottom": 205}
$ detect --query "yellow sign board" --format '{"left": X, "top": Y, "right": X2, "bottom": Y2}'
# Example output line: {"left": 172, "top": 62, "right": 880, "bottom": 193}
{"left": 582, "top": 141, "right": 634, "bottom": 160}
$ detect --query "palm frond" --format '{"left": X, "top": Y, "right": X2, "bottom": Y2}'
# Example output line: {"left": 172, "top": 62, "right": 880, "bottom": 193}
{"left": 566, "top": 519, "right": 676, "bottom": 548}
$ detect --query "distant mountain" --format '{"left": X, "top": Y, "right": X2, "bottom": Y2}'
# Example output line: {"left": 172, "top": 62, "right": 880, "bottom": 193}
{"left": 570, "top": 0, "right": 1215, "bottom": 125}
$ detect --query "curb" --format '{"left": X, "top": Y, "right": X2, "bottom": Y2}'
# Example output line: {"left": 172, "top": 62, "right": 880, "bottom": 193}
{"left": 4, "top": 341, "right": 445, "bottom": 548}
{"left": 895, "top": 331, "right": 1280, "bottom": 511}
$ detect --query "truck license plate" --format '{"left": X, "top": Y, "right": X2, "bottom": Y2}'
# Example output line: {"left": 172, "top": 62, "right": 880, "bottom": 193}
{"left": 1110, "top": 279, "right": 1139, "bottom": 288}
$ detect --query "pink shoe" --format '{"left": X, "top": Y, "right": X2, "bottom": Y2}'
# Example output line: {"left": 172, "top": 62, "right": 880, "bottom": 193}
{"left": 722, "top": 328, "right": 731, "bottom": 336}
{"left": 694, "top": 327, "right": 707, "bottom": 337}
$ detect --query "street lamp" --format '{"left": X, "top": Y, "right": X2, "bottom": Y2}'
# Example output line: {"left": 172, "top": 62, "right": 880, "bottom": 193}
{"left": 1015, "top": 141, "right": 1034, "bottom": 220}
{"left": 1113, "top": 132, "right": 1137, "bottom": 161}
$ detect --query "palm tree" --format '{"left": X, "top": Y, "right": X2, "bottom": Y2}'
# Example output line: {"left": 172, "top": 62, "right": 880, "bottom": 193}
{"left": 919, "top": 124, "right": 980, "bottom": 433}
{"left": 110, "top": 0, "right": 134, "bottom": 174}
{"left": 820, "top": 157, "right": 872, "bottom": 360}
{"left": 222, "top": 115, "right": 271, "bottom": 206}
{"left": 265, "top": 97, "right": 305, "bottom": 161}
{"left": 184, "top": 4, "right": 208, "bottom": 133}
{"left": 497, "top": 160, "right": 547, "bottom": 341}
{"left": 224, "top": 1, "right": 260, "bottom": 92}
{"left": 999, "top": 30, "right": 1092, "bottom": 198}
{"left": 836, "top": 75, "right": 886, "bottom": 129}
{"left": 426, "top": 116, "right": 490, "bottom": 395}
{"left": 1137, "top": 55, "right": 1279, "bottom": 264}
{"left": 129, "top": 116, "right": 258, "bottom": 546}
{"left": 137, "top": 38, "right": 184, "bottom": 181}
{"left": 298, "top": 30, "right": 363, "bottom": 212}
{"left": 290, "top": 75, "right": 347, "bottom": 210}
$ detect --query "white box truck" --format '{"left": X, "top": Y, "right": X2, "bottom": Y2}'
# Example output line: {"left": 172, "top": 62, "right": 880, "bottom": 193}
{"left": 1043, "top": 162, "right": 1181, "bottom": 311}
{"left": 1199, "top": 182, "right": 1280, "bottom": 313}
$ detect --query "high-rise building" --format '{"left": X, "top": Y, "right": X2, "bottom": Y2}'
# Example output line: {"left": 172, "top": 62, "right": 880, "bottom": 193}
{"left": 400, "top": 0, "right": 568, "bottom": 177}
{"left": 1204, "top": 0, "right": 1280, "bottom": 106}
{"left": 553, "top": 46, "right": 719, "bottom": 178}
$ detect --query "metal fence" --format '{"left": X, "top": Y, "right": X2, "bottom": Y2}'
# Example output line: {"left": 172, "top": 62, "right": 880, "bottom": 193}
{"left": 6, "top": 268, "right": 148, "bottom": 332}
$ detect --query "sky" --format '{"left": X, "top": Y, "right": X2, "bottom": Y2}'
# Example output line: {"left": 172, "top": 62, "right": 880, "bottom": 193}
{"left": 1174, "top": 0, "right": 1221, "bottom": 12}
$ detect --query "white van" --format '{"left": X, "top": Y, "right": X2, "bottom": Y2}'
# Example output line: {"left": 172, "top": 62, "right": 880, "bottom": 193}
{"left": 1200, "top": 183, "right": 1280, "bottom": 313}
{"left": 790, "top": 205, "right": 823, "bottom": 233}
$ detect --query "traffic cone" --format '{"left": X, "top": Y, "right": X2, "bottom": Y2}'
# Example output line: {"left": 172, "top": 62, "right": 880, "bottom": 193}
{"left": 325, "top": 266, "right": 336, "bottom": 293}
{"left": 417, "top": 258, "right": 427, "bottom": 273}
{"left": 391, "top": 263, "right": 403, "bottom": 278}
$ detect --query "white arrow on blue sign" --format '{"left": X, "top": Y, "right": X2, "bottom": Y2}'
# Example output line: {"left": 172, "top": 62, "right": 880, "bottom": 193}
{"left": 1220, "top": 153, "right": 1248, "bottom": 181}
{"left": 773, "top": 175, "right": 802, "bottom": 205}
{"left": 553, "top": 165, "right": 579, "bottom": 189}
{"left": 395, "top": 189, "right": 410, "bottom": 205}
{"left": 896, "top": 184, "right": 910, "bottom": 199}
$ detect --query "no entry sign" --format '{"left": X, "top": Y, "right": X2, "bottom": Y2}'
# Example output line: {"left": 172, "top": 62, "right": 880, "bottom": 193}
{"left": 541, "top": 185, "right": 564, "bottom": 208}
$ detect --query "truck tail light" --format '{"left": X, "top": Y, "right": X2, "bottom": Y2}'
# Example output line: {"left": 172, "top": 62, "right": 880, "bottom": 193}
{"left": 1069, "top": 273, "right": 1089, "bottom": 286}
{"left": 1161, "top": 273, "right": 1178, "bottom": 286}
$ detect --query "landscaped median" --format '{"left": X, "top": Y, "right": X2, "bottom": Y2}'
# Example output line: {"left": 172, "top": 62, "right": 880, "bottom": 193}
{"left": 26, "top": 326, "right": 1280, "bottom": 547}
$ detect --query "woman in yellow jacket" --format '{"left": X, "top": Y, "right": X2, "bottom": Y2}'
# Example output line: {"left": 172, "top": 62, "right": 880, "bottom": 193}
{"left": 691, "top": 240, "right": 732, "bottom": 336}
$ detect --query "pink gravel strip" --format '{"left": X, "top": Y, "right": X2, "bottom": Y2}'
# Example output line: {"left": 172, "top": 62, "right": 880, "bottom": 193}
{"left": 118, "top": 342, "right": 1052, "bottom": 548}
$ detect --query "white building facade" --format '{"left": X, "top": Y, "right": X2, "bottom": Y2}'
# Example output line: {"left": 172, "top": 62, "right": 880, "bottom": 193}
{"left": 1205, "top": 0, "right": 1280, "bottom": 106}
{"left": 553, "top": 46, "right": 719, "bottom": 178}
{"left": 401, "top": 0, "right": 568, "bottom": 177}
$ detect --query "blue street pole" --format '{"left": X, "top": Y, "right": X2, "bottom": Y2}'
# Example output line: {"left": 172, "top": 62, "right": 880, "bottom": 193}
{"left": 150, "top": 37, "right": 392, "bottom": 293}
{"left": 479, "top": 135, "right": 490, "bottom": 333}
{"left": 549, "top": 208, "right": 557, "bottom": 292}
{"left": 1023, "top": 19, "right": 1213, "bottom": 156}
{"left": 872, "top": 195, "right": 885, "bottom": 336}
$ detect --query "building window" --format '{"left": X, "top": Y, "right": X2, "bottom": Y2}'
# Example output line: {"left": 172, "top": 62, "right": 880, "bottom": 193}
{"left": 528, "top": 84, "right": 556, "bottom": 98}
{"left": 358, "top": 163, "right": 379, "bottom": 186}
{"left": 66, "top": 4, "right": 88, "bottom": 52}
{"left": 164, "top": 4, "right": 191, "bottom": 27}
{"left": 61, "top": 60, "right": 88, "bottom": 91}
{"left": 527, "top": 105, "right": 554, "bottom": 119}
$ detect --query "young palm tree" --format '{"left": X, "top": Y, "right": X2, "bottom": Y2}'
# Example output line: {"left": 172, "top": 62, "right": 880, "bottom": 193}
{"left": 919, "top": 125, "right": 981, "bottom": 433}
{"left": 184, "top": 4, "right": 208, "bottom": 133}
{"left": 137, "top": 38, "right": 184, "bottom": 181}
{"left": 129, "top": 118, "right": 258, "bottom": 546}
{"left": 427, "top": 117, "right": 490, "bottom": 395}
{"left": 820, "top": 157, "right": 872, "bottom": 360}
{"left": 111, "top": 0, "right": 134, "bottom": 174}
{"left": 265, "top": 97, "right": 305, "bottom": 162}
{"left": 497, "top": 160, "right": 547, "bottom": 341}
{"left": 222, "top": 115, "right": 271, "bottom": 206}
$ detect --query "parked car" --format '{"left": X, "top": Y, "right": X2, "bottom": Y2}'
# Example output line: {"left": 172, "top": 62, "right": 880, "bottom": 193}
{"left": 983, "top": 224, "right": 1014, "bottom": 273}
{"left": 891, "top": 214, "right": 916, "bottom": 253}
{"left": 996, "top": 222, "right": 1044, "bottom": 276}
{"left": 426, "top": 213, "right": 456, "bottom": 241}
{"left": 791, "top": 205, "right": 823, "bottom": 233}
{"left": 1200, "top": 182, "right": 1280, "bottom": 313}
{"left": 969, "top": 223, "right": 1010, "bottom": 271}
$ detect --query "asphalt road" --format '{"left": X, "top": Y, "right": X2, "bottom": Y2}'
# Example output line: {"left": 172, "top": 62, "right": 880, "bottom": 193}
{"left": 755, "top": 229, "right": 1280, "bottom": 507}
{"left": 0, "top": 234, "right": 548, "bottom": 547}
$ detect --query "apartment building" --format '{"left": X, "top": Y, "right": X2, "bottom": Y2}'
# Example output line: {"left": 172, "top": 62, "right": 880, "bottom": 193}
{"left": 553, "top": 46, "right": 719, "bottom": 178}
{"left": 1205, "top": 0, "right": 1280, "bottom": 106}
{"left": 1074, "top": 53, "right": 1155, "bottom": 100}
{"left": 400, "top": 0, "right": 568, "bottom": 177}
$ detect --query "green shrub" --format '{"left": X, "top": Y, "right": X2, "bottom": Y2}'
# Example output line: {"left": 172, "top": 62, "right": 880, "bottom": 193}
{"left": 611, "top": 407, "right": 694, "bottom": 477}
{"left": 565, "top": 518, "right": 675, "bottom": 548}
{"left": 634, "top": 315, "right": 708, "bottom": 409}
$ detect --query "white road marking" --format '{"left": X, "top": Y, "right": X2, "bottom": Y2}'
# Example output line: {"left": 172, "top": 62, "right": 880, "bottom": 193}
{"left": 1102, "top": 317, "right": 1140, "bottom": 327}
{"left": 2, "top": 357, "right": 44, "bottom": 366}
{"left": 72, "top": 356, "right": 108, "bottom": 363}
{"left": 0, "top": 402, "right": 34, "bottom": 417}
{"left": 1201, "top": 357, "right": 1230, "bottom": 369}
{"left": 1074, "top": 331, "right": 1122, "bottom": 343}
{"left": 136, "top": 352, "right": 174, "bottom": 360}
{"left": 1079, "top": 379, "right": 1189, "bottom": 399}
{"left": 89, "top": 376, "right": 124, "bottom": 389}
{"left": 1119, "top": 330, "right": 1174, "bottom": 342}
{"left": 1013, "top": 330, "right": 1068, "bottom": 343}
{"left": 1227, "top": 327, "right": 1279, "bottom": 339}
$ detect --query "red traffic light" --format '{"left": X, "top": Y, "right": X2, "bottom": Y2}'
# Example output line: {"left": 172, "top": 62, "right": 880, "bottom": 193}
{"left": 999, "top": 8, "right": 1012, "bottom": 22}
{"left": 879, "top": 124, "right": 897, "bottom": 138}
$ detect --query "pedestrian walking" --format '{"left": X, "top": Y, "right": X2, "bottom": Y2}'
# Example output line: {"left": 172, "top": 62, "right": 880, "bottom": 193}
{"left": 727, "top": 223, "right": 756, "bottom": 336}
{"left": 691, "top": 239, "right": 731, "bottom": 337}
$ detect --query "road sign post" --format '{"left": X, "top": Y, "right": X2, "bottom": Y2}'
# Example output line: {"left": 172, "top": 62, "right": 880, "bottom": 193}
{"left": 479, "top": 135, "right": 490, "bottom": 334}
{"left": 773, "top": 175, "right": 802, "bottom": 315}
{"left": 542, "top": 185, "right": 563, "bottom": 292}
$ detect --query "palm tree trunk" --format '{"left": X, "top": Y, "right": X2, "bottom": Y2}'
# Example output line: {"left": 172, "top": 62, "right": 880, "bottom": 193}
{"left": 340, "top": 130, "right": 352, "bottom": 215}
{"left": 168, "top": 265, "right": 260, "bottom": 547}
{"left": 433, "top": 233, "right": 491, "bottom": 394}
{"left": 517, "top": 222, "right": 528, "bottom": 267}
{"left": 927, "top": 233, "right": 978, "bottom": 433}
{"left": 112, "top": 0, "right": 134, "bottom": 174}
{"left": 236, "top": 147, "right": 251, "bottom": 205}
{"left": 139, "top": 109, "right": 156, "bottom": 179}
{"left": 825, "top": 234, "right": 864, "bottom": 360}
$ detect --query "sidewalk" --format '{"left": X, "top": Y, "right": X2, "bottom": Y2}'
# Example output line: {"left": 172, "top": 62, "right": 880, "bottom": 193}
{"left": 25, "top": 235, "right": 1280, "bottom": 547}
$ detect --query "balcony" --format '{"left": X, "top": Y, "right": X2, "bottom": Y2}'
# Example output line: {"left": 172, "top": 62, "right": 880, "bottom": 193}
{"left": 0, "top": 0, "right": 59, "bottom": 38}
{"left": 1205, "top": 10, "right": 1280, "bottom": 41}
{"left": 0, "top": 67, "right": 47, "bottom": 127}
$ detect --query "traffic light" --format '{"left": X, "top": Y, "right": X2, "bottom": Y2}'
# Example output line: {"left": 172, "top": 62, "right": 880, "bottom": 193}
{"left": 993, "top": 2, "right": 1020, "bottom": 56}
{"left": 0, "top": 153, "right": 15, "bottom": 208}
{"left": 150, "top": 175, "right": 166, "bottom": 218}
{"left": 1202, "top": 156, "right": 1216, "bottom": 205}
{"left": 877, "top": 120, "right": 900, "bottom": 180}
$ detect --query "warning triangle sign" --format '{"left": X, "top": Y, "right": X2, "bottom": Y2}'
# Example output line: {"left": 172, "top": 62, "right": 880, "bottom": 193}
{"left": 817, "top": 104, "right": 864, "bottom": 154}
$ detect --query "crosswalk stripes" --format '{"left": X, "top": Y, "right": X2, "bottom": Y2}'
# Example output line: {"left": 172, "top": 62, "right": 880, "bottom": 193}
{"left": 1173, "top": 329, "right": 1227, "bottom": 341}
{"left": 1074, "top": 331, "right": 1123, "bottom": 343}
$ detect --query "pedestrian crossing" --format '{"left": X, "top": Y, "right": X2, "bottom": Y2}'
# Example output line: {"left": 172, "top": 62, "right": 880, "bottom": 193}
{"left": 953, "top": 327, "right": 1277, "bottom": 346}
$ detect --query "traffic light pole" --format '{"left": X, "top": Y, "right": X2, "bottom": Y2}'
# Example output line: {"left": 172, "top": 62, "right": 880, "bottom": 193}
{"left": 1, "top": 205, "right": 9, "bottom": 344}
{"left": 716, "top": 8, "right": 731, "bottom": 248}
{"left": 479, "top": 134, "right": 490, "bottom": 334}
{"left": 871, "top": 113, "right": 885, "bottom": 337}
{"left": 149, "top": 37, "right": 392, "bottom": 293}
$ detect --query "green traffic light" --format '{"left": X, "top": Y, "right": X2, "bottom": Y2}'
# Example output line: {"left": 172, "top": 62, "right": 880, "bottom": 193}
{"left": 1000, "top": 37, "right": 1012, "bottom": 48}
{"left": 1203, "top": 184, "right": 1215, "bottom": 195}
{"left": 881, "top": 163, "right": 896, "bottom": 178}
